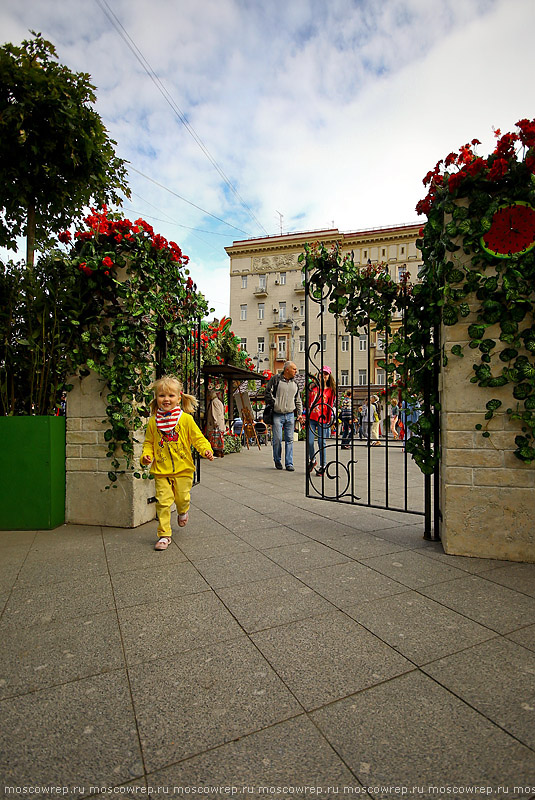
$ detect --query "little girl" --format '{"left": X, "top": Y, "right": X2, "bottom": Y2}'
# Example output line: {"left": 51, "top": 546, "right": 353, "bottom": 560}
{"left": 141, "top": 375, "right": 214, "bottom": 550}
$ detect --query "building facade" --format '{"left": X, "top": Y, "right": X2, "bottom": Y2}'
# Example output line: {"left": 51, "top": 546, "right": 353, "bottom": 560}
{"left": 226, "top": 224, "right": 423, "bottom": 386}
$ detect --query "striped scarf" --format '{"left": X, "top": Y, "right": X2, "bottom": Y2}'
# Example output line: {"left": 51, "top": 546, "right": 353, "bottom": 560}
{"left": 156, "top": 406, "right": 182, "bottom": 434}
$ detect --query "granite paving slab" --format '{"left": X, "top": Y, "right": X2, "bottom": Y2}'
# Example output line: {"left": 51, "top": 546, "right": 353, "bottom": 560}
{"left": 117, "top": 590, "right": 244, "bottom": 666}
{"left": 420, "top": 574, "right": 535, "bottom": 634}
{"left": 251, "top": 610, "right": 413, "bottom": 710}
{"left": 311, "top": 670, "right": 535, "bottom": 794}
{"left": 344, "top": 590, "right": 497, "bottom": 664}
{"left": 0, "top": 671, "right": 143, "bottom": 796}
{"left": 360, "top": 549, "right": 467, "bottom": 589}
{"left": 12, "top": 551, "right": 109, "bottom": 589}
{"left": 296, "top": 561, "right": 406, "bottom": 609}
{"left": 233, "top": 524, "right": 309, "bottom": 550}
{"left": 327, "top": 532, "right": 410, "bottom": 559}
{"left": 148, "top": 715, "right": 356, "bottom": 796}
{"left": 193, "top": 550, "right": 286, "bottom": 589}
{"left": 506, "top": 623, "right": 535, "bottom": 653}
{"left": 217, "top": 574, "right": 336, "bottom": 633}
{"left": 478, "top": 562, "right": 535, "bottom": 597}
{"left": 413, "top": 544, "right": 510, "bottom": 574}
{"left": 0, "top": 573, "right": 114, "bottom": 630}
{"left": 0, "top": 610, "right": 124, "bottom": 699}
{"left": 175, "top": 531, "right": 254, "bottom": 561}
{"left": 110, "top": 560, "right": 209, "bottom": 608}
{"left": 128, "top": 637, "right": 301, "bottom": 772}
{"left": 263, "top": 541, "right": 351, "bottom": 574}
{"left": 422, "top": 637, "right": 535, "bottom": 750}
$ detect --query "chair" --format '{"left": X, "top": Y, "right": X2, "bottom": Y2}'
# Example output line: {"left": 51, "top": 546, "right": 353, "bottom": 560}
{"left": 254, "top": 421, "right": 268, "bottom": 446}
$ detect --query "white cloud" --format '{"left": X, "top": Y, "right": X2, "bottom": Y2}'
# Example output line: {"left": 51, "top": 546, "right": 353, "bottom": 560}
{"left": 1, "top": 0, "right": 534, "bottom": 318}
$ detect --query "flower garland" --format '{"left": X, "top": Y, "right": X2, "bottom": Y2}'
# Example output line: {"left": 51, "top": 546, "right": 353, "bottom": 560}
{"left": 416, "top": 119, "right": 535, "bottom": 463}
{"left": 60, "top": 206, "right": 209, "bottom": 484}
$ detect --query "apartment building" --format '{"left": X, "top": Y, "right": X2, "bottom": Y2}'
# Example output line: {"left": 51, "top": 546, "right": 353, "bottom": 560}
{"left": 226, "top": 224, "right": 423, "bottom": 385}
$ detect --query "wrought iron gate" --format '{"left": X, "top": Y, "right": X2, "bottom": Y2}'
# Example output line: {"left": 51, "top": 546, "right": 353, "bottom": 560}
{"left": 156, "top": 317, "right": 202, "bottom": 483}
{"left": 304, "top": 264, "right": 440, "bottom": 540}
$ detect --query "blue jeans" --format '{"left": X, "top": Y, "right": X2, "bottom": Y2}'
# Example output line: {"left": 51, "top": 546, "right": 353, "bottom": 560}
{"left": 272, "top": 412, "right": 295, "bottom": 467}
{"left": 308, "top": 419, "right": 331, "bottom": 467}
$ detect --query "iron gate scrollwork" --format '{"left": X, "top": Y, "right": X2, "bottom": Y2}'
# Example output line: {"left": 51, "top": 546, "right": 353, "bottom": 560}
{"left": 156, "top": 316, "right": 202, "bottom": 484}
{"left": 304, "top": 255, "right": 440, "bottom": 540}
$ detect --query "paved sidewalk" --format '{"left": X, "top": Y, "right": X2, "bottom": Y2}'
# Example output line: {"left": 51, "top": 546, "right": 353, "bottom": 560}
{"left": 1, "top": 442, "right": 535, "bottom": 799}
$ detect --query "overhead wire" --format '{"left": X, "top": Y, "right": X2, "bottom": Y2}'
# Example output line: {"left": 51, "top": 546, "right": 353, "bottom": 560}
{"left": 128, "top": 166, "right": 250, "bottom": 236}
{"left": 94, "top": 0, "right": 269, "bottom": 237}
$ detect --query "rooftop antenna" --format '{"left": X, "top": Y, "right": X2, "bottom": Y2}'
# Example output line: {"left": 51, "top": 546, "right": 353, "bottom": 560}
{"left": 276, "top": 211, "right": 283, "bottom": 235}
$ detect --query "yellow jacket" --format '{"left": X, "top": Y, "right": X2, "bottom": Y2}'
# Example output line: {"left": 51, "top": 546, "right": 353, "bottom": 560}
{"left": 141, "top": 411, "right": 212, "bottom": 477}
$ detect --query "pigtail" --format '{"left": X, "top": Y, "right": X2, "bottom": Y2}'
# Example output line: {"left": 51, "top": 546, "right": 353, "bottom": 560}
{"left": 179, "top": 391, "right": 198, "bottom": 415}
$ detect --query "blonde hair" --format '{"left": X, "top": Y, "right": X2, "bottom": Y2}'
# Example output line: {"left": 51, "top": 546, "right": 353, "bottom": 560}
{"left": 149, "top": 374, "right": 198, "bottom": 415}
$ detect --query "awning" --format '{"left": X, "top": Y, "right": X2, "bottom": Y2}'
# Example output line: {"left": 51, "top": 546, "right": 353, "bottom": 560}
{"left": 202, "top": 364, "right": 269, "bottom": 383}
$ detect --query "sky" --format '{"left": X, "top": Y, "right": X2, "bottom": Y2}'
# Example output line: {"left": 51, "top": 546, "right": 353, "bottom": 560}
{"left": 1, "top": 0, "right": 534, "bottom": 319}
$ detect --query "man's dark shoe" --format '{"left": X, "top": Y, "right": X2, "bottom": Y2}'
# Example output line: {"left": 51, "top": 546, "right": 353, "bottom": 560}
{"left": 286, "top": 465, "right": 295, "bottom": 471}
{"left": 275, "top": 463, "right": 283, "bottom": 470}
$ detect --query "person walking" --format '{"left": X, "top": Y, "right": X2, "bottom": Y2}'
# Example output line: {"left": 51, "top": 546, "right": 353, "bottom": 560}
{"left": 265, "top": 361, "right": 302, "bottom": 471}
{"left": 205, "top": 388, "right": 226, "bottom": 458}
{"left": 340, "top": 391, "right": 353, "bottom": 449}
{"left": 141, "top": 375, "right": 214, "bottom": 550}
{"left": 307, "top": 366, "right": 337, "bottom": 476}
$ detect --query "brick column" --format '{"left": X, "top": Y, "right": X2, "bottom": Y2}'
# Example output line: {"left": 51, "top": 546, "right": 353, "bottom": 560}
{"left": 440, "top": 255, "right": 535, "bottom": 562}
{"left": 65, "top": 370, "right": 155, "bottom": 527}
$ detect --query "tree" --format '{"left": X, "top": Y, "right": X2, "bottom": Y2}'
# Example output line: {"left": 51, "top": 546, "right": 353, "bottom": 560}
{"left": 0, "top": 32, "right": 129, "bottom": 266}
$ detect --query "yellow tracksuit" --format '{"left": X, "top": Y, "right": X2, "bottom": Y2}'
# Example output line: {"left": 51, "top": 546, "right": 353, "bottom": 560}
{"left": 141, "top": 411, "right": 212, "bottom": 537}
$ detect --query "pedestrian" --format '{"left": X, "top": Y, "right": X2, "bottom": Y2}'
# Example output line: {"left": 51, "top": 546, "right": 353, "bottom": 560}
{"left": 265, "top": 361, "right": 302, "bottom": 471}
{"left": 370, "top": 394, "right": 381, "bottom": 445}
{"left": 357, "top": 405, "right": 365, "bottom": 439}
{"left": 141, "top": 375, "right": 214, "bottom": 550}
{"left": 340, "top": 391, "right": 353, "bottom": 449}
{"left": 390, "top": 398, "right": 400, "bottom": 439}
{"left": 205, "top": 388, "right": 226, "bottom": 458}
{"left": 307, "top": 366, "right": 337, "bottom": 475}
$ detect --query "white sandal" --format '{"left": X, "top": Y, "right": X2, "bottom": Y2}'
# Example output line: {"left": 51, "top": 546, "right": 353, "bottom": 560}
{"left": 178, "top": 512, "right": 189, "bottom": 527}
{"left": 154, "top": 537, "right": 172, "bottom": 550}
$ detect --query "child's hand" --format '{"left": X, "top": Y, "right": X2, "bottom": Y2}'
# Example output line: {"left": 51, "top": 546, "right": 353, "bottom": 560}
{"left": 141, "top": 455, "right": 152, "bottom": 466}
{"left": 204, "top": 450, "right": 214, "bottom": 461}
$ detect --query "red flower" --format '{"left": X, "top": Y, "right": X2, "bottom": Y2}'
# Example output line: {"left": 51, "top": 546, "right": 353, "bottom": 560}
{"left": 58, "top": 231, "right": 71, "bottom": 243}
{"left": 488, "top": 157, "right": 509, "bottom": 181}
{"left": 102, "top": 256, "right": 114, "bottom": 268}
{"left": 447, "top": 171, "right": 465, "bottom": 193}
{"left": 526, "top": 155, "right": 535, "bottom": 174}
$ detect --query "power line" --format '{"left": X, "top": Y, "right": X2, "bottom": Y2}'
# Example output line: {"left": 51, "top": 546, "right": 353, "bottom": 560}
{"left": 126, "top": 191, "right": 231, "bottom": 236}
{"left": 94, "top": 0, "right": 269, "bottom": 236}
{"left": 129, "top": 165, "right": 251, "bottom": 235}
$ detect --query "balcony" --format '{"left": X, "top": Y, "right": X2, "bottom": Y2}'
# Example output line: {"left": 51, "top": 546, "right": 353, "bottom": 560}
{"left": 254, "top": 286, "right": 268, "bottom": 297}
{"left": 294, "top": 281, "right": 305, "bottom": 294}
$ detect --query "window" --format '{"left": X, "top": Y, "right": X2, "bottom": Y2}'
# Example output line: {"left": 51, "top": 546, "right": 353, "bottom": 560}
{"left": 341, "top": 370, "right": 349, "bottom": 386}
{"left": 320, "top": 334, "right": 327, "bottom": 352}
{"left": 363, "top": 250, "right": 368, "bottom": 260}
{"left": 359, "top": 335, "right": 367, "bottom": 351}
{"left": 299, "top": 335, "right": 305, "bottom": 352}
{"left": 279, "top": 272, "right": 286, "bottom": 285}
{"left": 241, "top": 275, "right": 248, "bottom": 288}
{"left": 259, "top": 274, "right": 267, "bottom": 289}
{"left": 257, "top": 337, "right": 265, "bottom": 353}
{"left": 279, "top": 301, "right": 286, "bottom": 322}
{"left": 382, "top": 248, "right": 386, "bottom": 258}
{"left": 258, "top": 303, "right": 265, "bottom": 320}
{"left": 277, "top": 336, "right": 287, "bottom": 357}
{"left": 400, "top": 246, "right": 405, "bottom": 255}
{"left": 358, "top": 369, "right": 367, "bottom": 385}
{"left": 240, "top": 338, "right": 247, "bottom": 351}
{"left": 376, "top": 336, "right": 385, "bottom": 351}
{"left": 376, "top": 369, "right": 385, "bottom": 385}
{"left": 240, "top": 304, "right": 247, "bottom": 321}
{"left": 398, "top": 265, "right": 408, "bottom": 281}
{"left": 300, "top": 300, "right": 305, "bottom": 316}
{"left": 341, "top": 335, "right": 349, "bottom": 352}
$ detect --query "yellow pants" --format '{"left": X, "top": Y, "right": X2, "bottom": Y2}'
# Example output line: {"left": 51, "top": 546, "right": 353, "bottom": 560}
{"left": 154, "top": 474, "right": 193, "bottom": 537}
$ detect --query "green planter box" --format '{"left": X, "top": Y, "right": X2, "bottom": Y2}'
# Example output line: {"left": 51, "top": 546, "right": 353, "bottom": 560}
{"left": 0, "top": 416, "right": 66, "bottom": 530}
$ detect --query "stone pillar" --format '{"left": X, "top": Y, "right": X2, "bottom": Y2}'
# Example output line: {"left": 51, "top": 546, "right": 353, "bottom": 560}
{"left": 65, "top": 370, "right": 155, "bottom": 528}
{"left": 440, "top": 265, "right": 535, "bottom": 562}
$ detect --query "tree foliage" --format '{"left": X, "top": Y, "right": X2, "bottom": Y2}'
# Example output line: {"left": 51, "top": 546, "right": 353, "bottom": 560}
{"left": 0, "top": 32, "right": 129, "bottom": 264}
